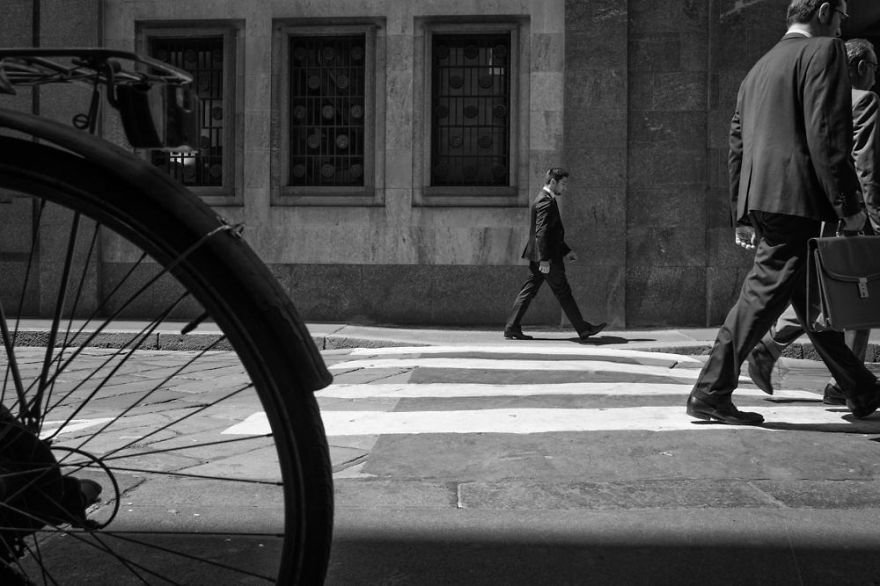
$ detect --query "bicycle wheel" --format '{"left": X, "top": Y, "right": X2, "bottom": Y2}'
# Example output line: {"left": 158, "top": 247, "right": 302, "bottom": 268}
{"left": 0, "top": 134, "right": 334, "bottom": 584}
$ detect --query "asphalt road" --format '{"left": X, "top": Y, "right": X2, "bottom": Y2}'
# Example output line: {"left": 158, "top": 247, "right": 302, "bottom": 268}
{"left": 320, "top": 343, "right": 880, "bottom": 586}
{"left": 7, "top": 338, "right": 880, "bottom": 584}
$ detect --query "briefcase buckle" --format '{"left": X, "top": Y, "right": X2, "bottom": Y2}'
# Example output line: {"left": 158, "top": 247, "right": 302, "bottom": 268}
{"left": 859, "top": 277, "right": 869, "bottom": 299}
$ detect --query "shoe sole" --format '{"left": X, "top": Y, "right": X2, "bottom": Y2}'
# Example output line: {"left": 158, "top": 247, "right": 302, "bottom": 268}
{"left": 686, "top": 405, "right": 764, "bottom": 425}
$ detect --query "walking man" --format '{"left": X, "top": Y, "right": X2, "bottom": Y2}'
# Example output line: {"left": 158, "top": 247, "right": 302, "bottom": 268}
{"left": 503, "top": 167, "right": 606, "bottom": 341}
{"left": 747, "top": 37, "right": 880, "bottom": 403}
{"left": 686, "top": 0, "right": 880, "bottom": 425}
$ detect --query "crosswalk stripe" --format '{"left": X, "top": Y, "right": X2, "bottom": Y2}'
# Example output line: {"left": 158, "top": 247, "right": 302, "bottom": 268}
{"left": 223, "top": 406, "right": 880, "bottom": 436}
{"left": 41, "top": 418, "right": 114, "bottom": 438}
{"left": 318, "top": 382, "right": 817, "bottom": 400}
{"left": 347, "top": 345, "right": 702, "bottom": 365}
{"left": 328, "top": 358, "right": 701, "bottom": 380}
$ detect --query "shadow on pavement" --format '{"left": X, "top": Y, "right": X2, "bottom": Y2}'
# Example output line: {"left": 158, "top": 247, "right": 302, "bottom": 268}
{"left": 327, "top": 533, "right": 880, "bottom": 585}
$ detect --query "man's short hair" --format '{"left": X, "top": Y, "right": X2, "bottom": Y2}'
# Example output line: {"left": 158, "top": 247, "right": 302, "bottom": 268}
{"left": 846, "top": 38, "right": 876, "bottom": 68}
{"left": 545, "top": 167, "right": 569, "bottom": 184}
{"left": 786, "top": 0, "right": 841, "bottom": 26}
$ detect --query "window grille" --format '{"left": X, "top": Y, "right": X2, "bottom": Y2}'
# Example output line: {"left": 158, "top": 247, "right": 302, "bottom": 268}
{"left": 431, "top": 33, "right": 510, "bottom": 187}
{"left": 288, "top": 35, "right": 366, "bottom": 187}
{"left": 149, "top": 36, "right": 224, "bottom": 187}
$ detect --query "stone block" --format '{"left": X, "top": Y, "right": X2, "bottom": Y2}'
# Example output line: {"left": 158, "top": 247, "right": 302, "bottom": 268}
{"left": 566, "top": 264, "right": 625, "bottom": 328}
{"left": 531, "top": 33, "right": 564, "bottom": 72}
{"left": 626, "top": 226, "right": 707, "bottom": 268}
{"left": 529, "top": 72, "right": 565, "bottom": 112}
{"left": 530, "top": 110, "right": 565, "bottom": 151}
{"left": 626, "top": 266, "right": 706, "bottom": 326}
{"left": 629, "top": 111, "right": 706, "bottom": 148}
{"left": 627, "top": 146, "right": 707, "bottom": 188}
{"left": 629, "top": 0, "right": 707, "bottom": 35}
{"left": 707, "top": 227, "right": 754, "bottom": 269}
{"left": 569, "top": 108, "right": 626, "bottom": 149}
{"left": 564, "top": 69, "right": 627, "bottom": 112}
{"left": 566, "top": 226, "right": 626, "bottom": 267}
{"left": 2, "top": 0, "right": 33, "bottom": 46}
{"left": 628, "top": 34, "right": 681, "bottom": 73}
{"left": 706, "top": 265, "right": 751, "bottom": 325}
{"left": 566, "top": 0, "right": 627, "bottom": 32}
{"left": 652, "top": 71, "right": 708, "bottom": 111}
{"left": 567, "top": 31, "right": 626, "bottom": 70}
{"left": 565, "top": 186, "right": 626, "bottom": 229}
{"left": 361, "top": 264, "right": 434, "bottom": 323}
{"left": 40, "top": 0, "right": 100, "bottom": 46}
{"left": 564, "top": 147, "right": 626, "bottom": 189}
{"left": 679, "top": 31, "right": 709, "bottom": 72}
{"left": 627, "top": 188, "right": 706, "bottom": 229}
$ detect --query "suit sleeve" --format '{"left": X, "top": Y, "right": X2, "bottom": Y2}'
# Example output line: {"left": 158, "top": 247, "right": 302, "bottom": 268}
{"left": 534, "top": 199, "right": 552, "bottom": 261}
{"left": 852, "top": 91, "right": 880, "bottom": 228}
{"left": 728, "top": 86, "right": 746, "bottom": 226}
{"left": 803, "top": 39, "right": 862, "bottom": 219}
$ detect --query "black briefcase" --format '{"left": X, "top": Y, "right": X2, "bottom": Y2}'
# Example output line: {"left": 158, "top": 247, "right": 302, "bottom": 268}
{"left": 806, "top": 235, "right": 880, "bottom": 331}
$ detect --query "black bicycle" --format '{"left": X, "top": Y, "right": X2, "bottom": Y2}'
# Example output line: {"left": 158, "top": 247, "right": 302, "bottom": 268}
{"left": 0, "top": 49, "right": 334, "bottom": 584}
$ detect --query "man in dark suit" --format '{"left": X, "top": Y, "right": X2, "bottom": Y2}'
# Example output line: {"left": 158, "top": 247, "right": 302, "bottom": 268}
{"left": 686, "top": 0, "right": 880, "bottom": 425}
{"left": 503, "top": 167, "right": 606, "bottom": 341}
{"left": 746, "top": 37, "right": 880, "bottom": 403}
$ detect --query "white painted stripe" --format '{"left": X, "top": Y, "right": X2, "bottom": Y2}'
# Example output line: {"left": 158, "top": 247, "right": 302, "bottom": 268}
{"left": 347, "top": 345, "right": 702, "bottom": 364}
{"left": 319, "top": 382, "right": 818, "bottom": 401}
{"left": 223, "top": 406, "right": 876, "bottom": 436}
{"left": 328, "top": 358, "right": 700, "bottom": 379}
{"left": 40, "top": 418, "right": 114, "bottom": 438}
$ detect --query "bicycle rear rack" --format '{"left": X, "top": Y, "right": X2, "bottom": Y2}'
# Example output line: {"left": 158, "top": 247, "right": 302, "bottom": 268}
{"left": 0, "top": 48, "right": 200, "bottom": 150}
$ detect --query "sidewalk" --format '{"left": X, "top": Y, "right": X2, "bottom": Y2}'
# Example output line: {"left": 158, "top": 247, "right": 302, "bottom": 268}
{"left": 9, "top": 319, "right": 878, "bottom": 361}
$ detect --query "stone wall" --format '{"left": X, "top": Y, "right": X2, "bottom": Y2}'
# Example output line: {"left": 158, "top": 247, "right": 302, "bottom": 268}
{"left": 5, "top": 0, "right": 838, "bottom": 328}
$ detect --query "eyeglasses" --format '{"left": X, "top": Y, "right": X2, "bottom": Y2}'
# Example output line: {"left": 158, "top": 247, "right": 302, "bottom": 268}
{"left": 835, "top": 8, "right": 849, "bottom": 21}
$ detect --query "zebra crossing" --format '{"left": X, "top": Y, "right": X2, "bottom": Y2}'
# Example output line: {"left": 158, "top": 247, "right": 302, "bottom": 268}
{"left": 223, "top": 344, "right": 880, "bottom": 436}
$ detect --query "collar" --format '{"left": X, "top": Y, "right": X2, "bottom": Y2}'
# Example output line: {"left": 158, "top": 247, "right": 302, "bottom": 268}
{"left": 785, "top": 25, "right": 812, "bottom": 38}
{"left": 542, "top": 186, "right": 556, "bottom": 199}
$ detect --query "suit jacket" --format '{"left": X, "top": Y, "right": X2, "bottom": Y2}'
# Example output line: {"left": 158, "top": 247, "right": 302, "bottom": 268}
{"left": 852, "top": 88, "right": 880, "bottom": 229}
{"left": 521, "top": 188, "right": 571, "bottom": 262}
{"left": 728, "top": 33, "right": 861, "bottom": 226}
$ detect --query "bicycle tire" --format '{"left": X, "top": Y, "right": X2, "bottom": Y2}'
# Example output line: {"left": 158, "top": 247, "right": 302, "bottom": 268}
{"left": 0, "top": 134, "right": 334, "bottom": 584}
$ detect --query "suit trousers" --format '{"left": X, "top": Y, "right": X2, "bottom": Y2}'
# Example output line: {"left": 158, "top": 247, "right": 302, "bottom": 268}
{"left": 769, "top": 304, "right": 870, "bottom": 363}
{"left": 692, "top": 211, "right": 876, "bottom": 398}
{"left": 505, "top": 260, "right": 587, "bottom": 333}
{"left": 765, "top": 218, "right": 875, "bottom": 363}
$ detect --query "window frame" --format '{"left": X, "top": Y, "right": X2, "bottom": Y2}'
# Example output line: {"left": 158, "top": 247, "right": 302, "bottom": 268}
{"left": 415, "top": 20, "right": 527, "bottom": 207}
{"left": 135, "top": 21, "right": 244, "bottom": 206}
{"left": 272, "top": 21, "right": 383, "bottom": 206}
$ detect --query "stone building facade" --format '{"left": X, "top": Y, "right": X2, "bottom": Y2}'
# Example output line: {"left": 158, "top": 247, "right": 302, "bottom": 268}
{"left": 2, "top": 1, "right": 879, "bottom": 328}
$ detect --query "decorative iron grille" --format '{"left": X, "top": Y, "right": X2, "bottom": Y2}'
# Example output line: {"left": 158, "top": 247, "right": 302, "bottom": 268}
{"left": 149, "top": 36, "right": 224, "bottom": 187}
{"left": 431, "top": 33, "right": 510, "bottom": 187}
{"left": 289, "top": 35, "right": 366, "bottom": 187}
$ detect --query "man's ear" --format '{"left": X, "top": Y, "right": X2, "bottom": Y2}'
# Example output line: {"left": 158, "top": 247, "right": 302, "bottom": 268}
{"left": 816, "top": 1, "right": 833, "bottom": 23}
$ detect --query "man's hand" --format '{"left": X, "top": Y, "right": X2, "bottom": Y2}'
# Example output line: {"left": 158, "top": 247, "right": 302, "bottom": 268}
{"left": 842, "top": 209, "right": 867, "bottom": 233}
{"left": 565, "top": 251, "right": 578, "bottom": 262}
{"left": 735, "top": 226, "right": 756, "bottom": 249}
{"left": 539, "top": 260, "right": 550, "bottom": 274}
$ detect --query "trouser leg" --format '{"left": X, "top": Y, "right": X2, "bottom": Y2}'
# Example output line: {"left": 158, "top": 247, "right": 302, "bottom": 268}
{"left": 544, "top": 260, "right": 588, "bottom": 333}
{"left": 789, "top": 273, "right": 876, "bottom": 394}
{"left": 764, "top": 304, "right": 803, "bottom": 357}
{"left": 692, "top": 213, "right": 816, "bottom": 398}
{"left": 505, "top": 263, "right": 544, "bottom": 330}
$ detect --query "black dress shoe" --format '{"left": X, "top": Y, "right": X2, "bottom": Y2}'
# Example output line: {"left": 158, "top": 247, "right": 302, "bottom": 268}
{"left": 847, "top": 384, "right": 880, "bottom": 419}
{"left": 503, "top": 329, "right": 533, "bottom": 340}
{"left": 746, "top": 341, "right": 775, "bottom": 395}
{"left": 578, "top": 322, "right": 607, "bottom": 340}
{"left": 822, "top": 382, "right": 846, "bottom": 406}
{"left": 686, "top": 394, "right": 764, "bottom": 425}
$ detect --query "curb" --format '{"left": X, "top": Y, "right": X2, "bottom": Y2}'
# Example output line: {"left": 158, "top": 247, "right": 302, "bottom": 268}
{"left": 11, "top": 328, "right": 878, "bottom": 362}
